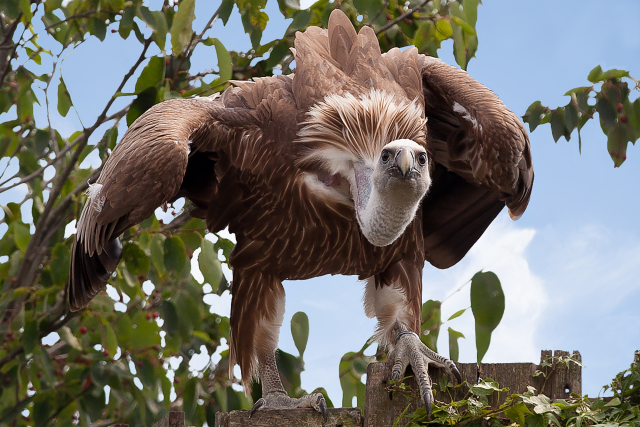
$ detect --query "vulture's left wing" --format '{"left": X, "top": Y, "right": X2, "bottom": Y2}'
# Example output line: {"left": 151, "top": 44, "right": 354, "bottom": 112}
{"left": 417, "top": 56, "right": 534, "bottom": 269}
{"left": 68, "top": 96, "right": 259, "bottom": 311}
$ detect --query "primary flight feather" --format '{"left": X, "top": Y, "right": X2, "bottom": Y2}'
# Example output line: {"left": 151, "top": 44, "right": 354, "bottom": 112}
{"left": 68, "top": 9, "right": 533, "bottom": 418}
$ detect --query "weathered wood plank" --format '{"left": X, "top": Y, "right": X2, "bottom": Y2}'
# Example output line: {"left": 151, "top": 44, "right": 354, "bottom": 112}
{"left": 152, "top": 411, "right": 185, "bottom": 427}
{"left": 363, "top": 350, "right": 582, "bottom": 427}
{"left": 214, "top": 408, "right": 361, "bottom": 427}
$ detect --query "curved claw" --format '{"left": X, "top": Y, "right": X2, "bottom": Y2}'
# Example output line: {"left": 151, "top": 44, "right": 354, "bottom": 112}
{"left": 424, "top": 391, "right": 432, "bottom": 418}
{"left": 318, "top": 396, "right": 328, "bottom": 424}
{"left": 249, "top": 398, "right": 265, "bottom": 418}
{"left": 452, "top": 364, "right": 462, "bottom": 384}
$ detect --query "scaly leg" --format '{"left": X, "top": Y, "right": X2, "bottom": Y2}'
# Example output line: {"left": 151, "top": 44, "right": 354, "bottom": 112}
{"left": 364, "top": 271, "right": 461, "bottom": 415}
{"left": 249, "top": 351, "right": 327, "bottom": 422}
{"left": 229, "top": 268, "right": 326, "bottom": 421}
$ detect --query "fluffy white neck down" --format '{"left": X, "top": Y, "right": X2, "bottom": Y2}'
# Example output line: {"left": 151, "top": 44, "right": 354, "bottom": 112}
{"left": 354, "top": 163, "right": 422, "bottom": 247}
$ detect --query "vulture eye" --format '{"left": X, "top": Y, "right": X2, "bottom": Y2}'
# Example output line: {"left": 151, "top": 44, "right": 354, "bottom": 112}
{"left": 418, "top": 152, "right": 427, "bottom": 165}
{"left": 381, "top": 150, "right": 391, "bottom": 163}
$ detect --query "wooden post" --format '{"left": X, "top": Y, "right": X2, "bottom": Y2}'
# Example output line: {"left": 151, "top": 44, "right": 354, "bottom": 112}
{"left": 152, "top": 411, "right": 186, "bottom": 427}
{"left": 214, "top": 408, "right": 362, "bottom": 427}
{"left": 363, "top": 350, "right": 582, "bottom": 427}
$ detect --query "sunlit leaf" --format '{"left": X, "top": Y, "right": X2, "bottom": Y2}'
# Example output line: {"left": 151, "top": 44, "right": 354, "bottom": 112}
{"left": 170, "top": 0, "right": 196, "bottom": 53}
{"left": 291, "top": 311, "right": 309, "bottom": 357}
{"left": 470, "top": 271, "right": 504, "bottom": 363}
{"left": 59, "top": 325, "right": 82, "bottom": 351}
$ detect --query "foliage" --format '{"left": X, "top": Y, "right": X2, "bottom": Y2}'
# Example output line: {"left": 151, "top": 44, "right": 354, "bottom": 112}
{"left": 523, "top": 66, "right": 640, "bottom": 167}
{"left": 398, "top": 353, "right": 640, "bottom": 427}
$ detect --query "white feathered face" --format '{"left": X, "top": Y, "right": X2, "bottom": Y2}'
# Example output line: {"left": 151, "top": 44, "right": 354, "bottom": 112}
{"left": 297, "top": 90, "right": 430, "bottom": 246}
{"left": 354, "top": 139, "right": 431, "bottom": 246}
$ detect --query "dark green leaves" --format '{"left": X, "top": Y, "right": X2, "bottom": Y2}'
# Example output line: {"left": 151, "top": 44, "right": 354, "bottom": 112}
{"left": 524, "top": 67, "right": 638, "bottom": 166}
{"left": 290, "top": 311, "right": 309, "bottom": 357}
{"left": 123, "top": 241, "right": 150, "bottom": 276}
{"left": 213, "top": 39, "right": 232, "bottom": 83}
{"left": 164, "top": 236, "right": 187, "bottom": 274}
{"left": 138, "top": 7, "right": 168, "bottom": 50}
{"left": 134, "top": 57, "right": 166, "bottom": 94}
{"left": 57, "top": 77, "right": 72, "bottom": 116}
{"left": 470, "top": 271, "right": 504, "bottom": 363}
{"left": 199, "top": 239, "right": 222, "bottom": 291}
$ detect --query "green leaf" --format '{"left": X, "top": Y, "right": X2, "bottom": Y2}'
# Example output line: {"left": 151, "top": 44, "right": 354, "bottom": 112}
{"left": 550, "top": 109, "right": 568, "bottom": 142}
{"left": 59, "top": 325, "right": 82, "bottom": 351}
{"left": 161, "top": 300, "right": 179, "bottom": 335}
{"left": 138, "top": 7, "right": 168, "bottom": 50}
{"left": 135, "top": 56, "right": 166, "bottom": 93}
{"left": 219, "top": 0, "right": 234, "bottom": 25}
{"left": 164, "top": 236, "right": 187, "bottom": 273}
{"left": 23, "top": 318, "right": 39, "bottom": 353}
{"left": 604, "top": 397, "right": 621, "bottom": 407}
{"left": 448, "top": 327, "right": 465, "bottom": 362}
{"left": 130, "top": 311, "right": 160, "bottom": 349}
{"left": 122, "top": 241, "right": 150, "bottom": 276}
{"left": 523, "top": 101, "right": 547, "bottom": 132}
{"left": 126, "top": 86, "right": 159, "bottom": 126}
{"left": 607, "top": 123, "right": 629, "bottom": 167}
{"left": 470, "top": 271, "right": 504, "bottom": 363}
{"left": 421, "top": 299, "right": 441, "bottom": 352}
{"left": 50, "top": 243, "right": 70, "bottom": 286}
{"left": 170, "top": 0, "right": 196, "bottom": 53}
{"left": 199, "top": 239, "right": 222, "bottom": 291}
{"left": 290, "top": 311, "right": 309, "bottom": 357}
{"left": 447, "top": 308, "right": 466, "bottom": 321}
{"left": 11, "top": 222, "right": 30, "bottom": 251}
{"left": 213, "top": 39, "right": 232, "bottom": 83}
{"left": 150, "top": 234, "right": 166, "bottom": 274}
{"left": 56, "top": 77, "right": 72, "bottom": 116}
{"left": 435, "top": 19, "right": 453, "bottom": 40}
{"left": 462, "top": 0, "right": 479, "bottom": 27}
{"left": 103, "top": 324, "right": 118, "bottom": 355}
{"left": 587, "top": 65, "right": 603, "bottom": 83}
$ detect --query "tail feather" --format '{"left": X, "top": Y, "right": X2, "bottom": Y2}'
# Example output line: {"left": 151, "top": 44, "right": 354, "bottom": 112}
{"left": 68, "top": 236, "right": 122, "bottom": 312}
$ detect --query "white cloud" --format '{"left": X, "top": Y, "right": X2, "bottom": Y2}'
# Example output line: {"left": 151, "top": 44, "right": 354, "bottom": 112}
{"left": 426, "top": 214, "right": 546, "bottom": 364}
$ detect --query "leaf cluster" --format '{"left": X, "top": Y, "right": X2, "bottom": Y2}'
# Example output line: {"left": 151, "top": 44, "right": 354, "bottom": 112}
{"left": 523, "top": 66, "right": 640, "bottom": 167}
{"left": 403, "top": 355, "right": 640, "bottom": 427}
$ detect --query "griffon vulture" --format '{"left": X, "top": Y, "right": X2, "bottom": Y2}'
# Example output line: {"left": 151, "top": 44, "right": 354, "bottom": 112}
{"left": 67, "top": 9, "right": 533, "bottom": 420}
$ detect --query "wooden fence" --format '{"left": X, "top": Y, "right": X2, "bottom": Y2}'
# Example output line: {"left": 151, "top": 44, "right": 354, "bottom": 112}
{"left": 116, "top": 349, "right": 590, "bottom": 427}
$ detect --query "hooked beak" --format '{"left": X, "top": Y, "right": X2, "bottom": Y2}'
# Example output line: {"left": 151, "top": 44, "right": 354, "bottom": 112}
{"left": 395, "top": 148, "right": 413, "bottom": 179}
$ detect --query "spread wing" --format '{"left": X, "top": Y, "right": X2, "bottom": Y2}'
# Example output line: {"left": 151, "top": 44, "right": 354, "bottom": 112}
{"left": 68, "top": 96, "right": 243, "bottom": 311}
{"left": 418, "top": 56, "right": 534, "bottom": 268}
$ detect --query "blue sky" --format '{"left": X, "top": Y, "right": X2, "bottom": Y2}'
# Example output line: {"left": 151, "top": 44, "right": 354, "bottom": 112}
{"left": 3, "top": 0, "right": 639, "bottom": 407}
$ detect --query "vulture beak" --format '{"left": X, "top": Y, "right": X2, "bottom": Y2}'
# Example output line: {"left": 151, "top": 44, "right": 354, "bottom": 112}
{"left": 395, "top": 148, "right": 413, "bottom": 179}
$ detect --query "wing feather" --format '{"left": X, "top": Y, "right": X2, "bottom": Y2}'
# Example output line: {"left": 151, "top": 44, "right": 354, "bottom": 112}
{"left": 68, "top": 97, "right": 229, "bottom": 311}
{"left": 417, "top": 56, "right": 534, "bottom": 268}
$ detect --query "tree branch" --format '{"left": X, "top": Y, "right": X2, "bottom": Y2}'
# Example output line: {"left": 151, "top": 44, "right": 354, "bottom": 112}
{"left": 375, "top": 0, "right": 432, "bottom": 35}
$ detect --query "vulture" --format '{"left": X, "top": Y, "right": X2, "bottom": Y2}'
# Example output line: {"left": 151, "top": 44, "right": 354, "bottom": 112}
{"left": 67, "top": 9, "right": 533, "bottom": 420}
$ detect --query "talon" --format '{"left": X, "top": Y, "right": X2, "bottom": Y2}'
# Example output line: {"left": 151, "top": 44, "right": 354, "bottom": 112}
{"left": 424, "top": 392, "right": 432, "bottom": 417}
{"left": 318, "top": 396, "right": 328, "bottom": 424}
{"left": 249, "top": 398, "right": 265, "bottom": 417}
{"left": 452, "top": 365, "right": 462, "bottom": 384}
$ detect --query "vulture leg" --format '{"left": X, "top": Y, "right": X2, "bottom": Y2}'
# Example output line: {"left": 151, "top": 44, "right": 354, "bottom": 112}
{"left": 364, "top": 263, "right": 461, "bottom": 416}
{"left": 229, "top": 269, "right": 327, "bottom": 421}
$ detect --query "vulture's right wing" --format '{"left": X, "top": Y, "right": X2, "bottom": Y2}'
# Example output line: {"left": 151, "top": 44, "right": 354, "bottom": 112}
{"left": 417, "top": 56, "right": 534, "bottom": 269}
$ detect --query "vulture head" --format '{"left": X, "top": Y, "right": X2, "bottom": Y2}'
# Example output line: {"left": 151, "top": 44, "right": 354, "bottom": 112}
{"left": 298, "top": 89, "right": 430, "bottom": 247}
{"left": 354, "top": 139, "right": 430, "bottom": 246}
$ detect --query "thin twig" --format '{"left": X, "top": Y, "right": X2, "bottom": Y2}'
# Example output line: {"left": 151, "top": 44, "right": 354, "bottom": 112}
{"left": 367, "top": 0, "right": 390, "bottom": 26}
{"left": 43, "top": 10, "right": 119, "bottom": 32}
{"left": 375, "top": 0, "right": 432, "bottom": 35}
